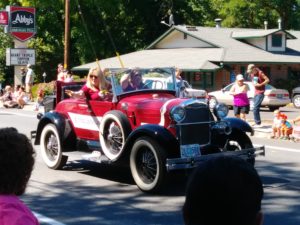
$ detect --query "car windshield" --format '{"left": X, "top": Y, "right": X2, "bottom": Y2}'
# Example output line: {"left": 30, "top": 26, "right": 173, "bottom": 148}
{"left": 110, "top": 68, "right": 176, "bottom": 95}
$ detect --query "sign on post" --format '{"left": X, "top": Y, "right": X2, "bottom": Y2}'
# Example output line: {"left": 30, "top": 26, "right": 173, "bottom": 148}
{"left": 7, "top": 6, "right": 36, "bottom": 41}
{"left": 6, "top": 48, "right": 35, "bottom": 66}
{"left": 0, "top": 10, "right": 8, "bottom": 25}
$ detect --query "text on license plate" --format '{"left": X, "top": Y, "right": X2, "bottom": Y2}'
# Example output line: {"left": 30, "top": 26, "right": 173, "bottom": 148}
{"left": 180, "top": 144, "right": 201, "bottom": 158}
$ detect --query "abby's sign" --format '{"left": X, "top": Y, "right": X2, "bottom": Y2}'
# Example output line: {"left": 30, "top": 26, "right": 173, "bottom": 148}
{"left": 7, "top": 6, "right": 36, "bottom": 42}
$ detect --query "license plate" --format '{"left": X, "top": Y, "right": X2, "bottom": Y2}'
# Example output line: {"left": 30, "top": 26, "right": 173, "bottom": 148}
{"left": 180, "top": 144, "right": 201, "bottom": 158}
{"left": 277, "top": 94, "right": 283, "bottom": 98}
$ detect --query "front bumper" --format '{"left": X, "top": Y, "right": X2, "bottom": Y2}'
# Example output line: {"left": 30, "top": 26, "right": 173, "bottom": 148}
{"left": 166, "top": 145, "right": 265, "bottom": 171}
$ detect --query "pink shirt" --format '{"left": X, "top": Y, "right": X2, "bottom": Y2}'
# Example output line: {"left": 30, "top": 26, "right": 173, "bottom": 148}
{"left": 233, "top": 92, "right": 249, "bottom": 106}
{"left": 0, "top": 195, "right": 39, "bottom": 225}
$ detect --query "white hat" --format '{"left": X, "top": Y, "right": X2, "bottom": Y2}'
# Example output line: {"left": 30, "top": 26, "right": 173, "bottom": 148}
{"left": 247, "top": 64, "right": 255, "bottom": 73}
{"left": 27, "top": 64, "right": 31, "bottom": 68}
{"left": 236, "top": 74, "right": 244, "bottom": 81}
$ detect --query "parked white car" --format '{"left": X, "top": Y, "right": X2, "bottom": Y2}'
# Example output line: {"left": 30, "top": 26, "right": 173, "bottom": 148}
{"left": 208, "top": 81, "right": 290, "bottom": 111}
{"left": 143, "top": 77, "right": 207, "bottom": 98}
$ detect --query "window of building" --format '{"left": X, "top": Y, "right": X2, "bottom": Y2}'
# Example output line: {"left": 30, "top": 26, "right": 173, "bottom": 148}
{"left": 272, "top": 33, "right": 282, "bottom": 47}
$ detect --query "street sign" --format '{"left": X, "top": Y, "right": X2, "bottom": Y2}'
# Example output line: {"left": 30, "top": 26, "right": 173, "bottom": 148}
{"left": 6, "top": 48, "right": 35, "bottom": 66}
{"left": 0, "top": 10, "right": 8, "bottom": 25}
{"left": 7, "top": 6, "right": 36, "bottom": 41}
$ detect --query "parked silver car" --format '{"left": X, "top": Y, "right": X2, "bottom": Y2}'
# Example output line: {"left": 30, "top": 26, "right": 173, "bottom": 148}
{"left": 143, "top": 77, "right": 207, "bottom": 99}
{"left": 208, "top": 81, "right": 290, "bottom": 111}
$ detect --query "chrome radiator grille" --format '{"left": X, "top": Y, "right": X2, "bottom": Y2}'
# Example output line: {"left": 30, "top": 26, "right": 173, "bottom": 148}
{"left": 176, "top": 103, "right": 211, "bottom": 146}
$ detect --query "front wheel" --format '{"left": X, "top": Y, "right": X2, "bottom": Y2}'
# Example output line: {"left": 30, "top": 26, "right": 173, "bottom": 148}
{"left": 293, "top": 95, "right": 300, "bottom": 108}
{"left": 130, "top": 137, "right": 167, "bottom": 193}
{"left": 100, "top": 111, "right": 131, "bottom": 161}
{"left": 209, "top": 96, "right": 218, "bottom": 109}
{"left": 40, "top": 124, "right": 68, "bottom": 169}
{"left": 223, "top": 131, "right": 255, "bottom": 165}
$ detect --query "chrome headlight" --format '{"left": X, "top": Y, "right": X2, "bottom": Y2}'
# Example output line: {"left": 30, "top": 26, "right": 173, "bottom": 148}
{"left": 170, "top": 106, "right": 186, "bottom": 122}
{"left": 214, "top": 103, "right": 229, "bottom": 119}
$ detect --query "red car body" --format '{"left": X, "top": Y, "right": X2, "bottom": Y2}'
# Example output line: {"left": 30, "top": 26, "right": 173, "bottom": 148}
{"left": 33, "top": 67, "right": 264, "bottom": 193}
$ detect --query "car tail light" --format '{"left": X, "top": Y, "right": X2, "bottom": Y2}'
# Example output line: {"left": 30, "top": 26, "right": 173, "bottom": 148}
{"left": 284, "top": 93, "right": 289, "bottom": 97}
{"left": 266, "top": 93, "right": 276, "bottom": 97}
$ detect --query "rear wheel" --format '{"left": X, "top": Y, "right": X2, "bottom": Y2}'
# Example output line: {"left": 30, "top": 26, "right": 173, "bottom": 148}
{"left": 293, "top": 95, "right": 300, "bottom": 108}
{"left": 223, "top": 131, "right": 255, "bottom": 165}
{"left": 40, "top": 124, "right": 68, "bottom": 169}
{"left": 130, "top": 137, "right": 167, "bottom": 193}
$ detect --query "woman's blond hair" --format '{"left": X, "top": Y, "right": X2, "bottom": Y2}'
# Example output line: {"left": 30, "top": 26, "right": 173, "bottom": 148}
{"left": 86, "top": 67, "right": 110, "bottom": 90}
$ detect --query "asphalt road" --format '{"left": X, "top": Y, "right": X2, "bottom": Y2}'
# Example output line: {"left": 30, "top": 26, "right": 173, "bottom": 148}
{"left": 0, "top": 107, "right": 299, "bottom": 225}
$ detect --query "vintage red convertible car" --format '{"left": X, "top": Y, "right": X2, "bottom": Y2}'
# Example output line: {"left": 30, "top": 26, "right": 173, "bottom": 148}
{"left": 32, "top": 67, "right": 264, "bottom": 193}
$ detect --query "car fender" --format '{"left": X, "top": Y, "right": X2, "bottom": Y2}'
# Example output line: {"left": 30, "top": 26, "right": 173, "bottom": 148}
{"left": 223, "top": 117, "right": 254, "bottom": 135}
{"left": 122, "top": 124, "right": 179, "bottom": 158}
{"left": 34, "top": 112, "right": 74, "bottom": 146}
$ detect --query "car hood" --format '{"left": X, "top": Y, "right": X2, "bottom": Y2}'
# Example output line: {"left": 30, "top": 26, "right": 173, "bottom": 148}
{"left": 118, "top": 93, "right": 189, "bottom": 126}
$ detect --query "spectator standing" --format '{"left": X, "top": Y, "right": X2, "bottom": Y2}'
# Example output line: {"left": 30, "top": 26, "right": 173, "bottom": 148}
{"left": 0, "top": 127, "right": 39, "bottom": 225}
{"left": 64, "top": 71, "right": 74, "bottom": 82}
{"left": 57, "top": 63, "right": 63, "bottom": 75}
{"left": 183, "top": 156, "right": 264, "bottom": 225}
{"left": 247, "top": 64, "right": 269, "bottom": 127}
{"left": 25, "top": 64, "right": 35, "bottom": 101}
{"left": 34, "top": 89, "right": 44, "bottom": 111}
{"left": 229, "top": 74, "right": 250, "bottom": 121}
{"left": 20, "top": 67, "right": 26, "bottom": 86}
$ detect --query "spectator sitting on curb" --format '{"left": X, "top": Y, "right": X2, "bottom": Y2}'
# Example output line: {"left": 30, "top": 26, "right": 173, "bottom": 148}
{"left": 183, "top": 156, "right": 264, "bottom": 225}
{"left": 270, "top": 109, "right": 282, "bottom": 139}
{"left": 280, "top": 114, "right": 293, "bottom": 140}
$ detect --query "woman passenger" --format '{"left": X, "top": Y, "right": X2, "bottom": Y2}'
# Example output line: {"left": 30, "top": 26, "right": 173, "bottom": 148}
{"left": 65, "top": 67, "right": 111, "bottom": 100}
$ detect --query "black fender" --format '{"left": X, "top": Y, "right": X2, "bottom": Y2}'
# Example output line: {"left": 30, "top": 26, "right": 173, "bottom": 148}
{"left": 34, "top": 112, "right": 75, "bottom": 149}
{"left": 121, "top": 124, "right": 179, "bottom": 159}
{"left": 223, "top": 117, "right": 254, "bottom": 135}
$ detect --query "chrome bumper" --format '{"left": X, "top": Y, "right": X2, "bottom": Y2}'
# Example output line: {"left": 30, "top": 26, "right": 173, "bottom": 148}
{"left": 166, "top": 145, "right": 265, "bottom": 171}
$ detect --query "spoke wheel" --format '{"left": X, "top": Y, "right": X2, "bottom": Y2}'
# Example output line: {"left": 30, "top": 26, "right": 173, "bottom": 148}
{"left": 130, "top": 137, "right": 167, "bottom": 193}
{"left": 224, "top": 131, "right": 255, "bottom": 165}
{"left": 209, "top": 96, "right": 218, "bottom": 109}
{"left": 100, "top": 111, "right": 131, "bottom": 161}
{"left": 40, "top": 124, "right": 67, "bottom": 169}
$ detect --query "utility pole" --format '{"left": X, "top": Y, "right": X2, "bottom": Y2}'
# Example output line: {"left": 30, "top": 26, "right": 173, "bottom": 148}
{"left": 64, "top": 0, "right": 70, "bottom": 70}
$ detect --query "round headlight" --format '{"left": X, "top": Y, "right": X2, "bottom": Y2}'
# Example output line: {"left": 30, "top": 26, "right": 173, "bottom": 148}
{"left": 170, "top": 106, "right": 186, "bottom": 122}
{"left": 214, "top": 103, "right": 229, "bottom": 119}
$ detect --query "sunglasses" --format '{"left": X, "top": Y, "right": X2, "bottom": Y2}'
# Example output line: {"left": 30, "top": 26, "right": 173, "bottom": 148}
{"left": 90, "top": 75, "right": 98, "bottom": 79}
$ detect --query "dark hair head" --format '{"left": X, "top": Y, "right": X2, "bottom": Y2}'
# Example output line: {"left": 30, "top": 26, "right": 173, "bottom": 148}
{"left": 0, "top": 127, "right": 35, "bottom": 195}
{"left": 183, "top": 156, "right": 263, "bottom": 225}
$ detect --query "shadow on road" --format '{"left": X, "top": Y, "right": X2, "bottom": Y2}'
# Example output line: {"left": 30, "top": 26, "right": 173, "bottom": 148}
{"left": 23, "top": 159, "right": 300, "bottom": 225}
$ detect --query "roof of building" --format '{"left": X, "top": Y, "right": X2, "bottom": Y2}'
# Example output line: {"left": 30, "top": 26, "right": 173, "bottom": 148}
{"left": 73, "top": 25, "right": 300, "bottom": 72}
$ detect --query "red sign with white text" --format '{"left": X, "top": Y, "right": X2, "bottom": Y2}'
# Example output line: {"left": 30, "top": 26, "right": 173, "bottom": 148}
{"left": 8, "top": 6, "right": 36, "bottom": 41}
{"left": 0, "top": 11, "right": 8, "bottom": 25}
